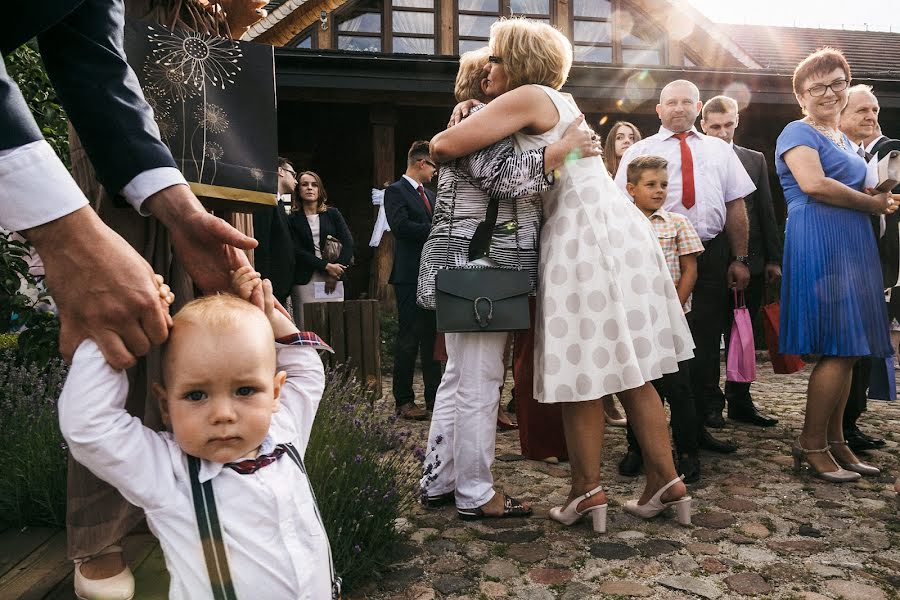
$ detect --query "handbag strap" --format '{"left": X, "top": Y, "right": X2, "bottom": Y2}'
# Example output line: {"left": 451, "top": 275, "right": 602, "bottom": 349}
{"left": 442, "top": 161, "right": 522, "bottom": 270}
{"left": 187, "top": 456, "right": 238, "bottom": 600}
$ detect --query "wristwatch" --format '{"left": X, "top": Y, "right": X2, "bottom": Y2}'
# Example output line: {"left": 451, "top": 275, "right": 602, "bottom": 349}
{"left": 733, "top": 255, "right": 750, "bottom": 266}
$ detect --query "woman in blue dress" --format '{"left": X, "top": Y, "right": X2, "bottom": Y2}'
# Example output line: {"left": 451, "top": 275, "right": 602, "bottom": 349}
{"left": 776, "top": 48, "right": 895, "bottom": 482}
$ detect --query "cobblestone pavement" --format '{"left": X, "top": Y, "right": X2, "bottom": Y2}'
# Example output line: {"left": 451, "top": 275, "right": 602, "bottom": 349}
{"left": 360, "top": 360, "right": 900, "bottom": 600}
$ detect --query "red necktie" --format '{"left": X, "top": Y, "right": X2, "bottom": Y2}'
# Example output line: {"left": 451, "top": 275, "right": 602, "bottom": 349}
{"left": 417, "top": 185, "right": 433, "bottom": 215}
{"left": 674, "top": 132, "right": 696, "bottom": 209}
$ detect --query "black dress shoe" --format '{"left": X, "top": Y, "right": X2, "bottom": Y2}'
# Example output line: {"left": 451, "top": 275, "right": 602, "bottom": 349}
{"left": 844, "top": 427, "right": 879, "bottom": 452}
{"left": 705, "top": 412, "right": 726, "bottom": 429}
{"left": 728, "top": 405, "right": 778, "bottom": 427}
{"left": 618, "top": 448, "right": 643, "bottom": 476}
{"left": 698, "top": 429, "right": 738, "bottom": 454}
{"left": 421, "top": 491, "right": 455, "bottom": 510}
{"left": 856, "top": 429, "right": 886, "bottom": 448}
{"left": 677, "top": 453, "right": 701, "bottom": 484}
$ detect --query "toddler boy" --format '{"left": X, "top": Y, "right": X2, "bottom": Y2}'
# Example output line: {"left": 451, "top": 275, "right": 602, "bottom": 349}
{"left": 59, "top": 268, "right": 336, "bottom": 599}
{"left": 619, "top": 155, "right": 705, "bottom": 483}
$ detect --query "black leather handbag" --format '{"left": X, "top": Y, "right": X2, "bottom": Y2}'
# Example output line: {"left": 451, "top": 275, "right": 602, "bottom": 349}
{"left": 434, "top": 173, "right": 531, "bottom": 333}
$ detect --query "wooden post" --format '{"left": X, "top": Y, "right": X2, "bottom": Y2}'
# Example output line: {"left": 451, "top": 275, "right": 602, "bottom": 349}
{"left": 555, "top": 0, "right": 571, "bottom": 39}
{"left": 370, "top": 105, "right": 397, "bottom": 313}
{"left": 439, "top": 0, "right": 455, "bottom": 55}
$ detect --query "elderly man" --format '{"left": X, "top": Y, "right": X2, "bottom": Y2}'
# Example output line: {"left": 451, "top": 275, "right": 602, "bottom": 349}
{"left": 700, "top": 95, "right": 782, "bottom": 428}
{"left": 838, "top": 84, "right": 894, "bottom": 453}
{"left": 615, "top": 79, "right": 755, "bottom": 482}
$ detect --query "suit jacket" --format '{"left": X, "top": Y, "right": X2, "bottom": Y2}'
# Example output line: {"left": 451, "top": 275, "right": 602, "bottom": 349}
{"left": 871, "top": 136, "right": 900, "bottom": 291}
{"left": 384, "top": 177, "right": 435, "bottom": 285}
{"left": 734, "top": 144, "right": 783, "bottom": 275}
{"left": 252, "top": 199, "right": 296, "bottom": 302}
{"left": 288, "top": 207, "right": 354, "bottom": 286}
{"left": 1, "top": 0, "right": 175, "bottom": 194}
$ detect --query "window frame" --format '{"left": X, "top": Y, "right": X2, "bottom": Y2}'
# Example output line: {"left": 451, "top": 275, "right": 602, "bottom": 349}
{"left": 454, "top": 0, "right": 555, "bottom": 55}
{"left": 331, "top": 0, "right": 439, "bottom": 54}
{"left": 570, "top": 0, "right": 668, "bottom": 67}
{"left": 287, "top": 23, "right": 318, "bottom": 49}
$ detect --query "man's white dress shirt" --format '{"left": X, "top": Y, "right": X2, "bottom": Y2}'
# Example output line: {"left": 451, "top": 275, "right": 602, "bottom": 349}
{"left": 614, "top": 126, "right": 756, "bottom": 241}
{"left": 59, "top": 340, "right": 332, "bottom": 600}
{"left": 0, "top": 139, "right": 186, "bottom": 232}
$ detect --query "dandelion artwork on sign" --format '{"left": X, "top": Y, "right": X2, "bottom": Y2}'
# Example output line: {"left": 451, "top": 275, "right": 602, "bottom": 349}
{"left": 125, "top": 19, "right": 279, "bottom": 210}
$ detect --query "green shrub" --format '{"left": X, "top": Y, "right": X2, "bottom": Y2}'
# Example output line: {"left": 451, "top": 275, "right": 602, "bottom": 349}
{"left": 0, "top": 351, "right": 69, "bottom": 529}
{"left": 305, "top": 365, "right": 419, "bottom": 592}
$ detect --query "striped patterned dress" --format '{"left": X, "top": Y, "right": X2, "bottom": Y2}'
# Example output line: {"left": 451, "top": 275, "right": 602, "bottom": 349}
{"left": 416, "top": 116, "right": 553, "bottom": 310}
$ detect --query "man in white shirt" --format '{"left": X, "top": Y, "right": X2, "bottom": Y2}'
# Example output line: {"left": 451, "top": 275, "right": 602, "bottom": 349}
{"left": 615, "top": 79, "right": 754, "bottom": 460}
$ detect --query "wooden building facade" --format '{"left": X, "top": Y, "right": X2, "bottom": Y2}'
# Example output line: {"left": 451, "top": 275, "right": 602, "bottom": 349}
{"left": 244, "top": 0, "right": 900, "bottom": 310}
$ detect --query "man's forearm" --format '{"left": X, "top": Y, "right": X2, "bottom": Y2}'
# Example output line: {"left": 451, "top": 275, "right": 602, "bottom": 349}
{"left": 142, "top": 184, "right": 205, "bottom": 227}
{"left": 725, "top": 199, "right": 749, "bottom": 256}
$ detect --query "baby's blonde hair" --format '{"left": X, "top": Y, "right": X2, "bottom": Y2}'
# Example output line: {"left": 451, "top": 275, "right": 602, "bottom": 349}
{"left": 489, "top": 18, "right": 572, "bottom": 91}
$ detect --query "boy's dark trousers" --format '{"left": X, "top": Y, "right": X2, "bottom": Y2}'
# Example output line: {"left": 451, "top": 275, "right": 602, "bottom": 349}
{"left": 625, "top": 361, "right": 698, "bottom": 456}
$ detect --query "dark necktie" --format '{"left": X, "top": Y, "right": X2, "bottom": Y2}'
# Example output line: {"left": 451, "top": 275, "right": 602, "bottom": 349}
{"left": 674, "top": 131, "right": 696, "bottom": 209}
{"left": 417, "top": 184, "right": 433, "bottom": 215}
{"left": 225, "top": 444, "right": 286, "bottom": 474}
{"left": 857, "top": 146, "right": 872, "bottom": 161}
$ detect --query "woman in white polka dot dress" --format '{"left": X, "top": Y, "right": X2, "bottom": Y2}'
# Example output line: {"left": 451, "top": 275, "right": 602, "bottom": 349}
{"left": 432, "top": 19, "right": 695, "bottom": 532}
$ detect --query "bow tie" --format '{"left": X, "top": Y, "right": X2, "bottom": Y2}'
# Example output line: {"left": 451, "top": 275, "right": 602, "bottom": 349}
{"left": 225, "top": 444, "right": 287, "bottom": 475}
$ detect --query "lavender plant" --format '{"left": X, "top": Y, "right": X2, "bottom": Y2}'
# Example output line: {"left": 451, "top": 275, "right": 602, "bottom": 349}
{"left": 0, "top": 350, "right": 69, "bottom": 528}
{"left": 305, "top": 365, "right": 421, "bottom": 592}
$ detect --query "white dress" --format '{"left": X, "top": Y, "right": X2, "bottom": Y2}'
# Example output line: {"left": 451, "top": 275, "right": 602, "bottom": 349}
{"left": 515, "top": 86, "right": 695, "bottom": 403}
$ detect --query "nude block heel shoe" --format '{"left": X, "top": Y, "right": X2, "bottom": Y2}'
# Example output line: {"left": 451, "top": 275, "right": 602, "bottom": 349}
{"left": 549, "top": 484, "right": 608, "bottom": 533}
{"left": 828, "top": 440, "right": 880, "bottom": 476}
{"left": 623, "top": 475, "right": 692, "bottom": 526}
{"left": 790, "top": 438, "right": 861, "bottom": 482}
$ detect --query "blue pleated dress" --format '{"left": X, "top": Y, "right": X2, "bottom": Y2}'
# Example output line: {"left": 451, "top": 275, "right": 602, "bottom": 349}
{"left": 775, "top": 121, "right": 892, "bottom": 357}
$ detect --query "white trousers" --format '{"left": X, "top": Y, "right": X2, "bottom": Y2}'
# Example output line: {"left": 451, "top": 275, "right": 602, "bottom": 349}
{"left": 420, "top": 331, "right": 506, "bottom": 509}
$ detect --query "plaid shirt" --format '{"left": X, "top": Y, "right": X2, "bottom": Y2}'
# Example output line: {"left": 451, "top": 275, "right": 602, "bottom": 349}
{"left": 648, "top": 209, "right": 703, "bottom": 312}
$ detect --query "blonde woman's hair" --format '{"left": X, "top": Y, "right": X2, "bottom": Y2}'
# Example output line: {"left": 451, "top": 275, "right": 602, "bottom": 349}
{"left": 455, "top": 46, "right": 490, "bottom": 103}
{"left": 488, "top": 18, "right": 572, "bottom": 91}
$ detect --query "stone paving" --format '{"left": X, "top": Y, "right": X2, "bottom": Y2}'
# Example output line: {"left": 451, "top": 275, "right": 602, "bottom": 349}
{"left": 359, "top": 360, "right": 900, "bottom": 600}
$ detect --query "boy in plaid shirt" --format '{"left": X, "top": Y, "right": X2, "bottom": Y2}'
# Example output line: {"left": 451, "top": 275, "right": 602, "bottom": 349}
{"left": 617, "top": 155, "right": 706, "bottom": 483}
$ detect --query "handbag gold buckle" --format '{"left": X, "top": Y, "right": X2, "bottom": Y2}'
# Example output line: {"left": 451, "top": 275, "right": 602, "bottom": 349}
{"left": 473, "top": 297, "right": 494, "bottom": 328}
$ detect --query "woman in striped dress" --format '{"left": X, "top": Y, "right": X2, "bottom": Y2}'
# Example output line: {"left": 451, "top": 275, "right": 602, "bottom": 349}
{"left": 417, "top": 48, "right": 599, "bottom": 520}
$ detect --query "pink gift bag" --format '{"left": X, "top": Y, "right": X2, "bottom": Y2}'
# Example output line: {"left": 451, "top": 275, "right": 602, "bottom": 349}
{"left": 726, "top": 290, "right": 756, "bottom": 383}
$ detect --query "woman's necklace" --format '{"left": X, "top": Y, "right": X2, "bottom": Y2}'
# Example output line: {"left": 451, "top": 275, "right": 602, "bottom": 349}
{"left": 804, "top": 117, "right": 847, "bottom": 150}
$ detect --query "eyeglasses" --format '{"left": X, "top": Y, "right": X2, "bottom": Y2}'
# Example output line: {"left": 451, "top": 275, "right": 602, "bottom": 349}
{"left": 488, "top": 55, "right": 502, "bottom": 64}
{"left": 805, "top": 79, "right": 849, "bottom": 97}
{"left": 281, "top": 167, "right": 297, "bottom": 177}
{"left": 422, "top": 159, "right": 437, "bottom": 168}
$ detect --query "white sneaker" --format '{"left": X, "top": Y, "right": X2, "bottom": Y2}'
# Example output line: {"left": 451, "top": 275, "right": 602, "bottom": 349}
{"left": 73, "top": 545, "right": 135, "bottom": 600}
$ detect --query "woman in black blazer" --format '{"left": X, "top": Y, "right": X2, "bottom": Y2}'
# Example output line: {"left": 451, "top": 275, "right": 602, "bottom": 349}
{"left": 288, "top": 171, "right": 354, "bottom": 324}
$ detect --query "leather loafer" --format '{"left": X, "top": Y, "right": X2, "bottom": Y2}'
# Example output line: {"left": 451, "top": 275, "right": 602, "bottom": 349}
{"left": 705, "top": 412, "right": 726, "bottom": 429}
{"left": 728, "top": 405, "right": 778, "bottom": 427}
{"left": 856, "top": 429, "right": 886, "bottom": 448}
{"left": 844, "top": 427, "right": 880, "bottom": 452}
{"left": 397, "top": 402, "right": 428, "bottom": 420}
{"left": 618, "top": 448, "right": 643, "bottom": 476}
{"left": 699, "top": 429, "right": 738, "bottom": 454}
{"left": 677, "top": 453, "right": 701, "bottom": 484}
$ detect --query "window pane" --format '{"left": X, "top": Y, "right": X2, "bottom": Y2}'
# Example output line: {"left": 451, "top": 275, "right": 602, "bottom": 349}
{"left": 338, "top": 36, "right": 382, "bottom": 52}
{"left": 458, "top": 14, "right": 498, "bottom": 37}
{"left": 459, "top": 0, "right": 499, "bottom": 11}
{"left": 459, "top": 38, "right": 488, "bottom": 54}
{"left": 622, "top": 49, "right": 661, "bottom": 65}
{"left": 574, "top": 44, "right": 612, "bottom": 63}
{"left": 621, "top": 17, "right": 662, "bottom": 47}
{"left": 393, "top": 10, "right": 434, "bottom": 34}
{"left": 573, "top": 0, "right": 611, "bottom": 18}
{"left": 573, "top": 21, "right": 611, "bottom": 44}
{"left": 393, "top": 0, "right": 433, "bottom": 7}
{"left": 294, "top": 35, "right": 312, "bottom": 49}
{"left": 510, "top": 0, "right": 549, "bottom": 14}
{"left": 684, "top": 55, "right": 696, "bottom": 67}
{"left": 393, "top": 36, "right": 435, "bottom": 54}
{"left": 338, "top": 12, "right": 381, "bottom": 33}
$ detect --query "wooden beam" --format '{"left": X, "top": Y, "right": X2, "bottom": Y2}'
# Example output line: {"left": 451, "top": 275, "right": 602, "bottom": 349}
{"left": 555, "top": 0, "right": 571, "bottom": 39}
{"left": 370, "top": 105, "right": 397, "bottom": 313}
{"left": 439, "top": 0, "right": 455, "bottom": 55}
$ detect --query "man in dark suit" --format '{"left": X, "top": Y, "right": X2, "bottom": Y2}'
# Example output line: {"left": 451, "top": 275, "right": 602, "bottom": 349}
{"left": 701, "top": 95, "right": 782, "bottom": 427}
{"left": 253, "top": 157, "right": 297, "bottom": 303}
{"left": 384, "top": 141, "right": 440, "bottom": 420}
{"left": 839, "top": 85, "right": 896, "bottom": 452}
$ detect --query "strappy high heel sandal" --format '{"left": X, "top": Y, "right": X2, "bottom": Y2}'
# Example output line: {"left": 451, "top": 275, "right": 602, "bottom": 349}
{"left": 549, "top": 485, "right": 608, "bottom": 533}
{"left": 828, "top": 440, "right": 880, "bottom": 476}
{"left": 791, "top": 438, "right": 860, "bottom": 482}
{"left": 623, "top": 475, "right": 692, "bottom": 526}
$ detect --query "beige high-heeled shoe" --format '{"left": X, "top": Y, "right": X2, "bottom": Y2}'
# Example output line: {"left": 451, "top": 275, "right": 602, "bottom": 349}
{"left": 791, "top": 438, "right": 860, "bottom": 483}
{"left": 828, "top": 440, "right": 880, "bottom": 476}
{"left": 623, "top": 475, "right": 691, "bottom": 526}
{"left": 549, "top": 484, "right": 608, "bottom": 533}
{"left": 74, "top": 545, "right": 135, "bottom": 600}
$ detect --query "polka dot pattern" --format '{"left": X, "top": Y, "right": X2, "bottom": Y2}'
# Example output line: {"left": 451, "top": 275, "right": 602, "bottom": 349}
{"left": 514, "top": 85, "right": 695, "bottom": 404}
